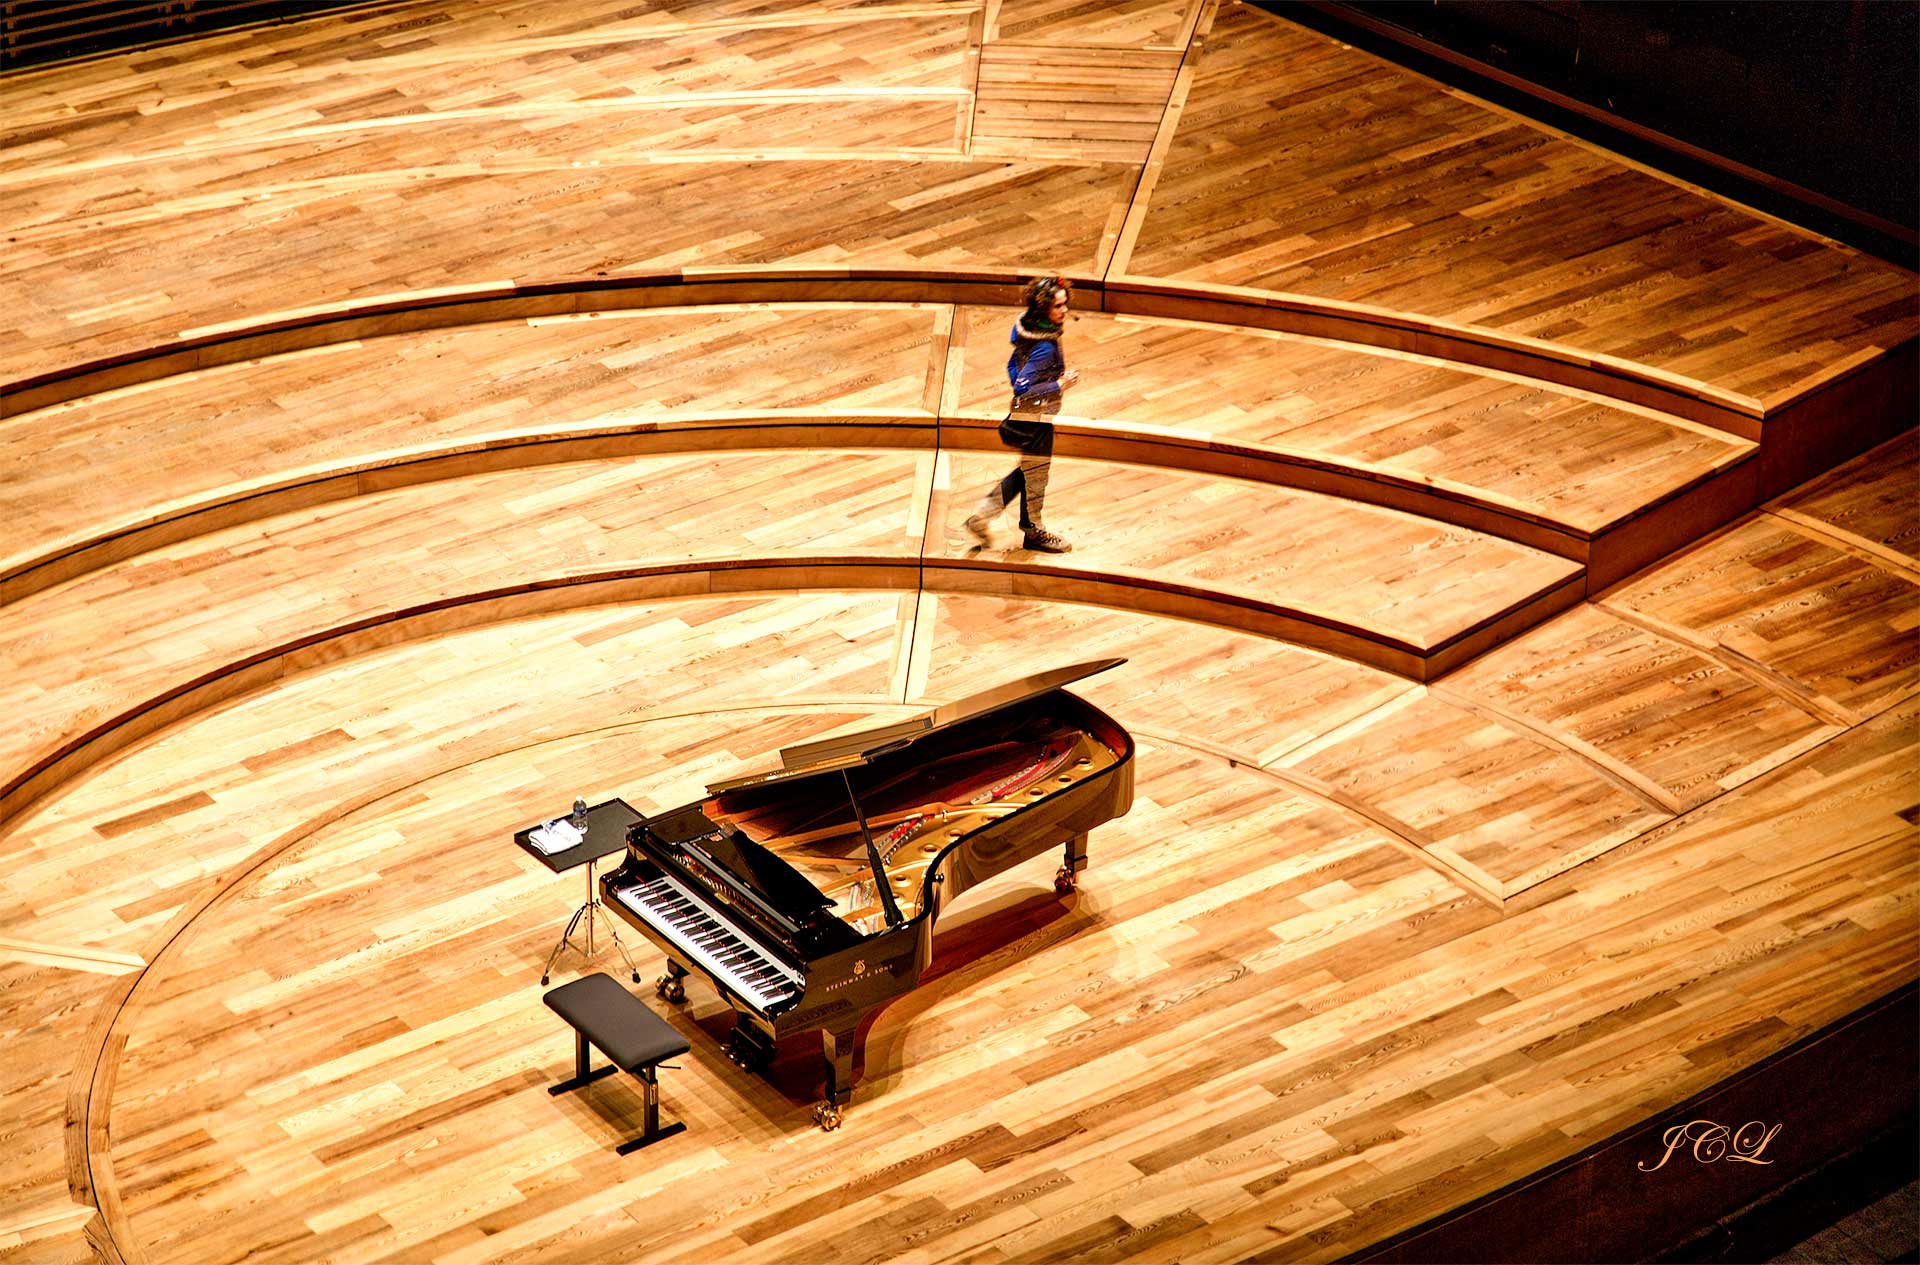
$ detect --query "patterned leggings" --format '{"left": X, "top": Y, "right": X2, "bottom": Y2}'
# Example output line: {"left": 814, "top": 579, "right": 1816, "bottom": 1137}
{"left": 975, "top": 421, "right": 1054, "bottom": 530}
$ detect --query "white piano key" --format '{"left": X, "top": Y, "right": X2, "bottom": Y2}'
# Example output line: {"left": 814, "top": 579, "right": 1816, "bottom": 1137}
{"left": 614, "top": 871, "right": 803, "bottom": 1012}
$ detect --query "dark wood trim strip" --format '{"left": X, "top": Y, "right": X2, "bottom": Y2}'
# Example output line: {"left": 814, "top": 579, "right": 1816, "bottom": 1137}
{"left": 0, "top": 418, "right": 938, "bottom": 603}
{"left": 1, "top": 552, "right": 1588, "bottom": 829}
{"left": 1346, "top": 980, "right": 1919, "bottom": 1264}
{"left": 2, "top": 269, "right": 1766, "bottom": 432}
{"left": 4, "top": 413, "right": 1596, "bottom": 606}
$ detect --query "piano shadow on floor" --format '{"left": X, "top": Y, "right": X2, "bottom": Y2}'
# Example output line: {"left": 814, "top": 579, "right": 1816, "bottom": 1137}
{"left": 687, "top": 884, "right": 1098, "bottom": 1118}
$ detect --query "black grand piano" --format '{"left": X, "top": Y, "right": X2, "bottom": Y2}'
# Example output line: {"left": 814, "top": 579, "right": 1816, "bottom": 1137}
{"left": 600, "top": 660, "right": 1135, "bottom": 1129}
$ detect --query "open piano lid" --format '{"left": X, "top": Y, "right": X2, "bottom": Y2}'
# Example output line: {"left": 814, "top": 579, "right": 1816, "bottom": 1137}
{"left": 704, "top": 658, "right": 1126, "bottom": 795}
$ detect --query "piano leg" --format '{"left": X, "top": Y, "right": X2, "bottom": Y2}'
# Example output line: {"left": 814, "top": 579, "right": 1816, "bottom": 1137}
{"left": 1054, "top": 832, "right": 1089, "bottom": 894}
{"left": 655, "top": 961, "right": 688, "bottom": 1004}
{"left": 814, "top": 1022, "right": 859, "bottom": 1131}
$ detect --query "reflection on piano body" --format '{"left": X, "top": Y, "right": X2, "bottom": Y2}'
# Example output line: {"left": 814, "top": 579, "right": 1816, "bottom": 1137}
{"left": 602, "top": 660, "right": 1135, "bottom": 1129}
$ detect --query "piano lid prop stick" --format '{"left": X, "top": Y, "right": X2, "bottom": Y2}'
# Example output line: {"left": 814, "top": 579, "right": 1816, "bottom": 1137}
{"left": 842, "top": 769, "right": 905, "bottom": 928}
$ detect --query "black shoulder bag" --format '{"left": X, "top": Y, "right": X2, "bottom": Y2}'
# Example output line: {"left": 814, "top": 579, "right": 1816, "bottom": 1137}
{"left": 997, "top": 344, "right": 1052, "bottom": 454}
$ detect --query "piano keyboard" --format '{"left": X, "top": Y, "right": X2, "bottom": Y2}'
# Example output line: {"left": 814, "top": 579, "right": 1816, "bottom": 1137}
{"left": 614, "top": 871, "right": 804, "bottom": 1012}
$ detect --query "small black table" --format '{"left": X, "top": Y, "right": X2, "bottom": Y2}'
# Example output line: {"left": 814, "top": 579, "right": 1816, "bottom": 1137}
{"left": 515, "top": 797, "right": 644, "bottom": 985}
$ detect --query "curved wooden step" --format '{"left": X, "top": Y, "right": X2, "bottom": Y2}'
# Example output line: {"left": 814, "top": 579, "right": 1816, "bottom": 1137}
{"left": 7, "top": 0, "right": 1910, "bottom": 421}
{"left": 0, "top": 447, "right": 1585, "bottom": 825}
{"left": 3, "top": 301, "right": 1749, "bottom": 604}
{"left": 6, "top": 270, "right": 1780, "bottom": 431}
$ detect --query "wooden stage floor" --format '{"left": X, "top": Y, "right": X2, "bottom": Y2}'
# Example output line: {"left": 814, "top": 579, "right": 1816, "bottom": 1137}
{"left": 0, "top": 2, "right": 1914, "bottom": 1262}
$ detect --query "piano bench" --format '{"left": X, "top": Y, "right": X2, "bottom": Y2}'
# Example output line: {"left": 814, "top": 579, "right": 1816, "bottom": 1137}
{"left": 543, "top": 972, "right": 691, "bottom": 1153}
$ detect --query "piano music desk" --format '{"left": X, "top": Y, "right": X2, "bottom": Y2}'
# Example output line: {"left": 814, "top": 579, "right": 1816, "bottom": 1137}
{"left": 515, "top": 798, "right": 645, "bottom": 985}
{"left": 543, "top": 972, "right": 690, "bottom": 1153}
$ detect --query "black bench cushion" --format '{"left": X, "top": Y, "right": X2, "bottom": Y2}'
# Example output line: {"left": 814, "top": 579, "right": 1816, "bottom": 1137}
{"left": 544, "top": 973, "right": 690, "bottom": 1072}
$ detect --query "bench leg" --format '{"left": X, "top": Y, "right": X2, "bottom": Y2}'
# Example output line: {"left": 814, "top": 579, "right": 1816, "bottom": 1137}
{"left": 615, "top": 1066, "right": 686, "bottom": 1154}
{"left": 549, "top": 1031, "right": 619, "bottom": 1095}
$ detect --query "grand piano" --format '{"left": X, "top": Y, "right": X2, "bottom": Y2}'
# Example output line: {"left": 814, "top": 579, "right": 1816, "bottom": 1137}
{"left": 600, "top": 660, "right": 1135, "bottom": 1128}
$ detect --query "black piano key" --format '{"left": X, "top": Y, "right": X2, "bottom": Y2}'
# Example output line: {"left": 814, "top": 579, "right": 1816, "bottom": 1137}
{"left": 627, "top": 872, "right": 805, "bottom": 996}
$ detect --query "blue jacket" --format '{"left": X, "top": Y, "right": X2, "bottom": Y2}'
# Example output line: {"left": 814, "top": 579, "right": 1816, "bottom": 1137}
{"left": 1008, "top": 320, "right": 1065, "bottom": 407}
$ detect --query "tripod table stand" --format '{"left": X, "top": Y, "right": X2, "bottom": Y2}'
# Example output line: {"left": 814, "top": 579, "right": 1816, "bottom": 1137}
{"left": 515, "top": 797, "right": 644, "bottom": 986}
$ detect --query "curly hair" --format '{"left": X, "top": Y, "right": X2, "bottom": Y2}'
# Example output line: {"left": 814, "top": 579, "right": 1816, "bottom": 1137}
{"left": 1023, "top": 275, "right": 1070, "bottom": 316}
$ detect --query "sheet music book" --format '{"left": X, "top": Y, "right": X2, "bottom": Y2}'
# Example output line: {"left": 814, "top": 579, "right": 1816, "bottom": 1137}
{"left": 528, "top": 819, "right": 584, "bottom": 854}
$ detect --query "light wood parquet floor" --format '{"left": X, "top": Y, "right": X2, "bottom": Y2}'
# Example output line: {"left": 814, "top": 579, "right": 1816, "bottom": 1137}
{"left": 3, "top": 302, "right": 1749, "bottom": 607}
{"left": 1, "top": 1, "right": 1915, "bottom": 1261}
{"left": 1119, "top": 2, "right": 1918, "bottom": 411}
{"left": 1, "top": 441, "right": 1591, "bottom": 834}
{"left": 1, "top": 437, "right": 1913, "bottom": 1262}
{"left": 2, "top": 0, "right": 1911, "bottom": 412}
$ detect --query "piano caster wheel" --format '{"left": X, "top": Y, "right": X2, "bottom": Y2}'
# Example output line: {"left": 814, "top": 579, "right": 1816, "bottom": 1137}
{"left": 813, "top": 1102, "right": 843, "bottom": 1132}
{"left": 1054, "top": 865, "right": 1078, "bottom": 895}
{"left": 655, "top": 974, "right": 686, "bottom": 1004}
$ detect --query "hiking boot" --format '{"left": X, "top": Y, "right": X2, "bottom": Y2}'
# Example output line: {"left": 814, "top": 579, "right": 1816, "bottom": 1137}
{"left": 963, "top": 515, "right": 993, "bottom": 547}
{"left": 1022, "top": 528, "right": 1072, "bottom": 554}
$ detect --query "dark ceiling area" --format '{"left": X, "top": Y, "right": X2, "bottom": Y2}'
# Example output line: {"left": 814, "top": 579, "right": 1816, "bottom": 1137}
{"left": 1282, "top": 1, "right": 1919, "bottom": 268}
{"left": 0, "top": 0, "right": 375, "bottom": 71}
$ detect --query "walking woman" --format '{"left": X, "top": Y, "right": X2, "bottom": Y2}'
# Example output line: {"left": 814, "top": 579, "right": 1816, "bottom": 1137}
{"left": 964, "top": 276, "right": 1077, "bottom": 553}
